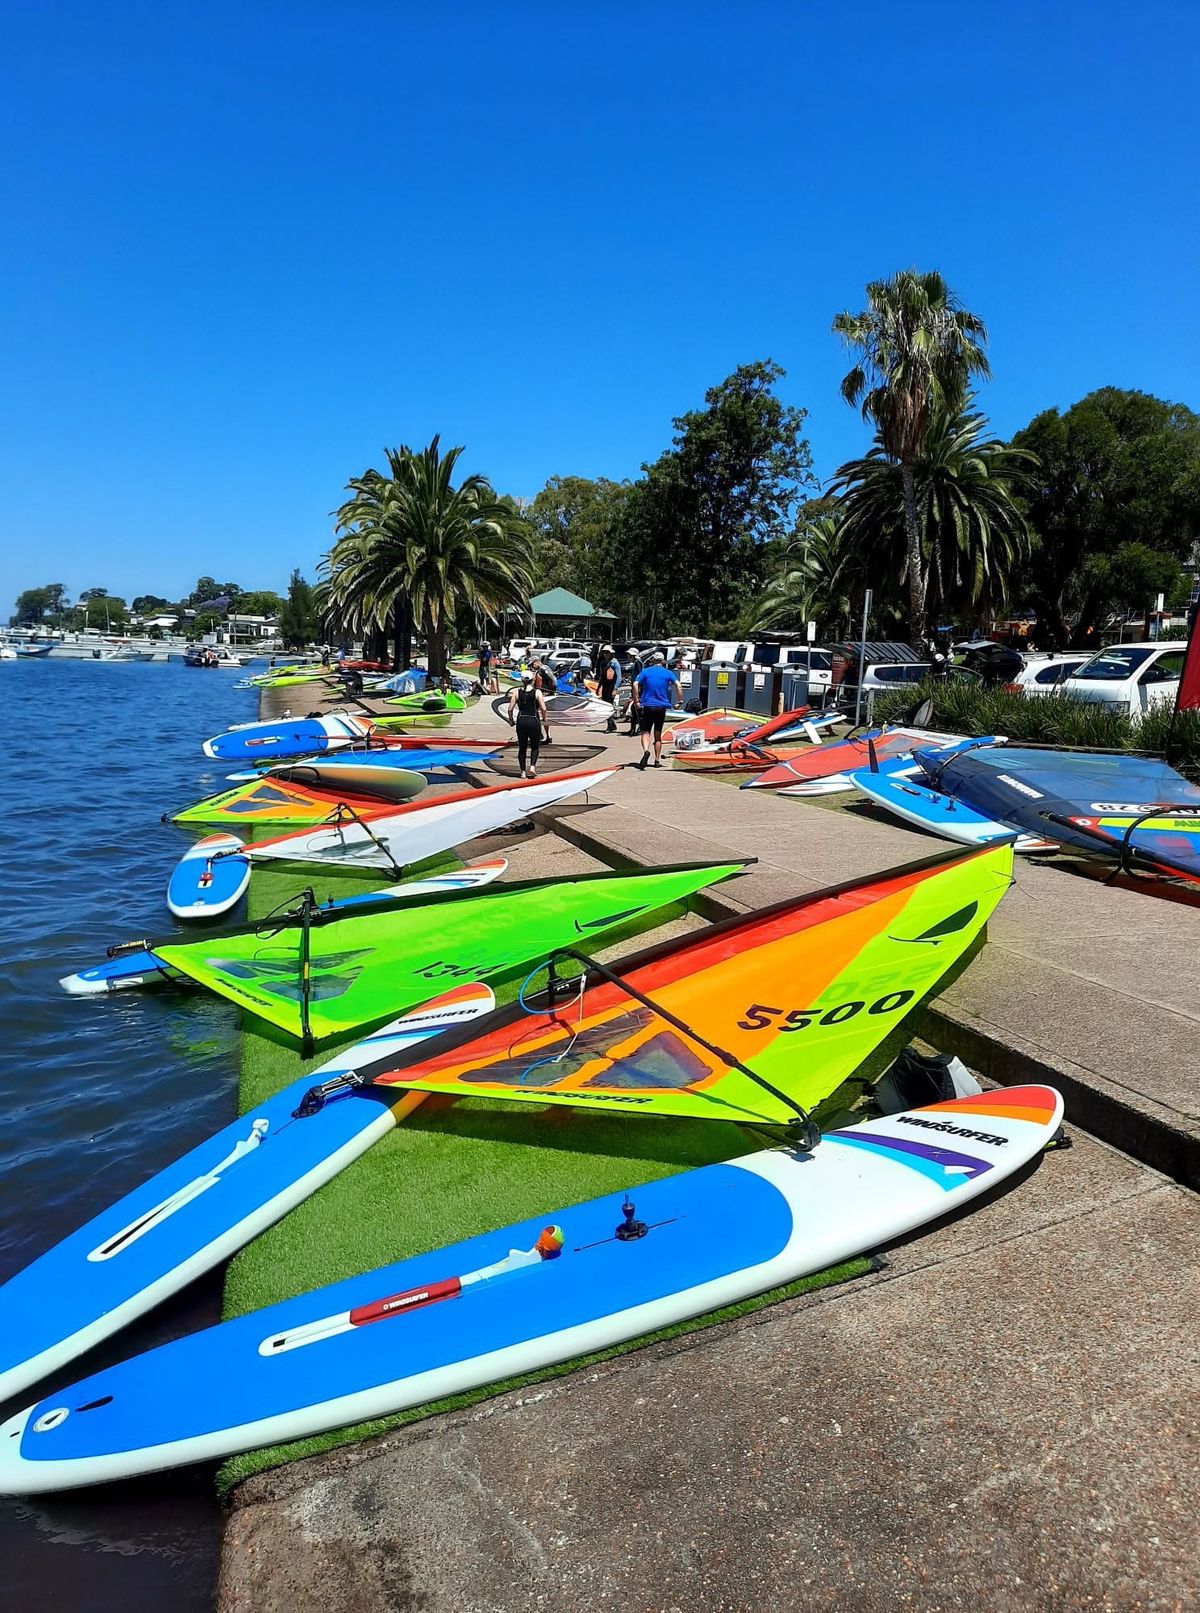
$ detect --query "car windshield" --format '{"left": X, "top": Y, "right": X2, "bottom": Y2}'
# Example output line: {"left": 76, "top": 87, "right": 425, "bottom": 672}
{"left": 1072, "top": 648, "right": 1154, "bottom": 681}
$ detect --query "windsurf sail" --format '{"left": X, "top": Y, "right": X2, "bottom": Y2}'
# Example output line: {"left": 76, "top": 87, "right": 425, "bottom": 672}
{"left": 153, "top": 861, "right": 746, "bottom": 1045}
{"left": 745, "top": 727, "right": 968, "bottom": 791}
{"left": 360, "top": 842, "right": 1015, "bottom": 1124}
{"left": 170, "top": 774, "right": 427, "bottom": 828}
{"left": 235, "top": 768, "right": 619, "bottom": 875}
{"left": 918, "top": 745, "right": 1200, "bottom": 880}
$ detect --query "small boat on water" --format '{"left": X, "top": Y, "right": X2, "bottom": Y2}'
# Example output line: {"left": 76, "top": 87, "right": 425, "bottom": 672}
{"left": 92, "top": 645, "right": 143, "bottom": 662}
{"left": 184, "top": 645, "right": 249, "bottom": 668}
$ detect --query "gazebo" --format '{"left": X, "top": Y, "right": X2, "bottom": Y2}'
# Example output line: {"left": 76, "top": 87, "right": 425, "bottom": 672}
{"left": 527, "top": 587, "right": 616, "bottom": 641}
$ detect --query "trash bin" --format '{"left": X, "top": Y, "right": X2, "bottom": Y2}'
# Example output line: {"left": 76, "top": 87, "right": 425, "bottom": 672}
{"left": 702, "top": 659, "right": 745, "bottom": 711}
{"left": 741, "top": 662, "right": 781, "bottom": 718}
{"left": 780, "top": 666, "right": 813, "bottom": 716}
{"left": 675, "top": 661, "right": 702, "bottom": 708}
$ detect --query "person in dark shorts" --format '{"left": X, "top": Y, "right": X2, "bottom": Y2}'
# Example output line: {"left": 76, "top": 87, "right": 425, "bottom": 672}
{"left": 634, "top": 652, "right": 679, "bottom": 770}
{"left": 478, "top": 640, "right": 495, "bottom": 693}
{"left": 596, "top": 643, "right": 621, "bottom": 733}
{"left": 506, "top": 671, "right": 548, "bottom": 778}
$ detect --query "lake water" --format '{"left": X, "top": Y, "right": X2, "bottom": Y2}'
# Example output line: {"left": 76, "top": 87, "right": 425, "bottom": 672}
{"left": 0, "top": 658, "right": 262, "bottom": 1611}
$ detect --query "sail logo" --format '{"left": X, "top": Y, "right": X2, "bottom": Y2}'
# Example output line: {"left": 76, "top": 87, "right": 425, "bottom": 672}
{"left": 1089, "top": 801, "right": 1164, "bottom": 813}
{"left": 996, "top": 775, "right": 1043, "bottom": 799}
{"left": 895, "top": 1115, "right": 1008, "bottom": 1146}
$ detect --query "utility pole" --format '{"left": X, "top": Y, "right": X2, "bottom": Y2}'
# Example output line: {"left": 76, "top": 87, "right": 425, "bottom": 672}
{"left": 854, "top": 589, "right": 873, "bottom": 728}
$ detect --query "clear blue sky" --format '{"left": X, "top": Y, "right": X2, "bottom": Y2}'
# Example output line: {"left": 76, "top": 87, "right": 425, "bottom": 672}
{"left": 2, "top": 0, "right": 1197, "bottom": 614}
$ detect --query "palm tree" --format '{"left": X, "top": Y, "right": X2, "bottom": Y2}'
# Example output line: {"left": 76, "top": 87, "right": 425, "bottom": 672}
{"left": 831, "top": 403, "right": 1035, "bottom": 628}
{"left": 833, "top": 271, "right": 991, "bottom": 645}
{"left": 324, "top": 438, "right": 537, "bottom": 674}
{"left": 752, "top": 512, "right": 857, "bottom": 636}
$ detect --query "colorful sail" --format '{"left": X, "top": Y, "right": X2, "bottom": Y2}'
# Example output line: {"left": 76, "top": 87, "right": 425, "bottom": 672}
{"left": 360, "top": 842, "right": 1015, "bottom": 1123}
{"left": 153, "top": 861, "right": 746, "bottom": 1044}
{"left": 170, "top": 774, "right": 426, "bottom": 828}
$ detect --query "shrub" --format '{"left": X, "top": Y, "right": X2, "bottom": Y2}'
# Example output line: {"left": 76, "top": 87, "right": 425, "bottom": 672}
{"left": 871, "top": 681, "right": 1200, "bottom": 775}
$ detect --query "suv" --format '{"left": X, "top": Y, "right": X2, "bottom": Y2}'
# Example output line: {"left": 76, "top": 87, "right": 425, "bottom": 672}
{"left": 1059, "top": 642, "right": 1186, "bottom": 716}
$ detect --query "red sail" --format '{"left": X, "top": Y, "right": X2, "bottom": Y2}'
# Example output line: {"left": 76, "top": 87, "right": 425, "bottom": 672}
{"left": 1175, "top": 631, "right": 1200, "bottom": 712}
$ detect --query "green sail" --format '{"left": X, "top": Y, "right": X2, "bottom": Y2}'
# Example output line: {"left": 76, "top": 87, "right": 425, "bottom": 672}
{"left": 155, "top": 862, "right": 744, "bottom": 1045}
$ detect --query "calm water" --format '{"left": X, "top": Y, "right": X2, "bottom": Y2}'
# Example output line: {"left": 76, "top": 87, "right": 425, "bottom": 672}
{"left": 0, "top": 658, "right": 262, "bottom": 1611}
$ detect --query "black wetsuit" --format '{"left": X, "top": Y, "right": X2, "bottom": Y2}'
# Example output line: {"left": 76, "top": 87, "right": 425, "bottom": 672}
{"left": 514, "top": 686, "right": 542, "bottom": 771}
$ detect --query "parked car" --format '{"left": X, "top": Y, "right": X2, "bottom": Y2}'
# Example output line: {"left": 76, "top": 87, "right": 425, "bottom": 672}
{"left": 1001, "top": 654, "right": 1089, "bottom": 697}
{"left": 1058, "top": 642, "right": 1186, "bottom": 716}
{"left": 837, "top": 660, "right": 981, "bottom": 711}
{"left": 505, "top": 637, "right": 554, "bottom": 663}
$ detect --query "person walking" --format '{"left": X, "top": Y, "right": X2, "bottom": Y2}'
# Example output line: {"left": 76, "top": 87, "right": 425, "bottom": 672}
{"left": 597, "top": 643, "right": 621, "bottom": 732}
{"left": 506, "top": 671, "right": 548, "bottom": 778}
{"left": 624, "top": 650, "right": 644, "bottom": 735}
{"left": 634, "top": 651, "right": 679, "bottom": 770}
{"left": 478, "top": 640, "right": 495, "bottom": 693}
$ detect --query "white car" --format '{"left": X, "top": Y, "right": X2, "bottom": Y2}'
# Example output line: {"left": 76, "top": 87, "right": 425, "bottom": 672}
{"left": 505, "top": 637, "right": 554, "bottom": 663}
{"left": 1058, "top": 642, "right": 1186, "bottom": 716}
{"left": 1002, "top": 654, "right": 1089, "bottom": 697}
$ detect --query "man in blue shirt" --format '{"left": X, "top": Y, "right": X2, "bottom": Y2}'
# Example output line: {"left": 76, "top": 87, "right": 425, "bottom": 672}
{"left": 634, "top": 651, "right": 679, "bottom": 770}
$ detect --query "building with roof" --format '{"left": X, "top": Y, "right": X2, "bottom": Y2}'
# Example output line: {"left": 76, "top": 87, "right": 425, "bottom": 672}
{"left": 526, "top": 587, "right": 616, "bottom": 640}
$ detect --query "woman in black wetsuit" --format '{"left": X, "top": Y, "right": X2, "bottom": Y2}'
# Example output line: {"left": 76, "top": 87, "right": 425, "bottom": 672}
{"left": 505, "top": 671, "right": 548, "bottom": 778}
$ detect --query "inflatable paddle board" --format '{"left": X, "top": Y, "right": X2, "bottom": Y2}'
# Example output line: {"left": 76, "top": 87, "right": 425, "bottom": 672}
{"left": 166, "top": 833, "right": 251, "bottom": 920}
{"left": 0, "top": 1085, "right": 1062, "bottom": 1492}
{"left": 0, "top": 985, "right": 497, "bottom": 1404}
{"left": 851, "top": 771, "right": 1053, "bottom": 851}
{"left": 60, "top": 859, "right": 512, "bottom": 995}
{"left": 202, "top": 713, "right": 372, "bottom": 764}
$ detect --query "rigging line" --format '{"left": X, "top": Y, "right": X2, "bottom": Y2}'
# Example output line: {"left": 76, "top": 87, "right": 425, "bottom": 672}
{"left": 325, "top": 800, "right": 406, "bottom": 880}
{"left": 254, "top": 886, "right": 319, "bottom": 940}
{"left": 539, "top": 946, "right": 820, "bottom": 1147}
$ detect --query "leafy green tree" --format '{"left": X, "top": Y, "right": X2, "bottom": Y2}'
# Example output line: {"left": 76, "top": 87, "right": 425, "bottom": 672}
{"left": 833, "top": 271, "right": 991, "bottom": 645}
{"left": 750, "top": 510, "right": 858, "bottom": 639}
{"left": 527, "top": 475, "right": 630, "bottom": 596}
{"left": 82, "top": 593, "right": 128, "bottom": 631}
{"left": 277, "top": 570, "right": 319, "bottom": 650}
{"left": 831, "top": 403, "right": 1034, "bottom": 629}
{"left": 653, "top": 360, "right": 816, "bottom": 630}
{"left": 233, "top": 589, "right": 285, "bottom": 618}
{"left": 1010, "top": 388, "right": 1200, "bottom": 645}
{"left": 1076, "top": 543, "right": 1182, "bottom": 634}
{"left": 132, "top": 594, "right": 171, "bottom": 615}
{"left": 324, "top": 438, "right": 537, "bottom": 674}
{"left": 12, "top": 586, "right": 54, "bottom": 625}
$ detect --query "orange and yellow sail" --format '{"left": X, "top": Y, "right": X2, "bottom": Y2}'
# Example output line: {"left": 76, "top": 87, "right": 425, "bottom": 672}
{"left": 361, "top": 842, "right": 1014, "bottom": 1123}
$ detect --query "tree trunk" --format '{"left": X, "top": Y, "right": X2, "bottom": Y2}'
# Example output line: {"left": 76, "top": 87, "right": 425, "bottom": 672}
{"left": 392, "top": 595, "right": 412, "bottom": 671}
{"left": 426, "top": 608, "right": 447, "bottom": 679}
{"left": 900, "top": 462, "right": 927, "bottom": 650}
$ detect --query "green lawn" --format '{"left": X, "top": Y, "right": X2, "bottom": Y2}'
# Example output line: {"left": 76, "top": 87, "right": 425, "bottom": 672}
{"left": 216, "top": 853, "right": 870, "bottom": 1493}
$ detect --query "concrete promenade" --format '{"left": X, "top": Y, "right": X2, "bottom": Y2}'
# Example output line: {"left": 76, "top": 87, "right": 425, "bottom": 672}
{"left": 446, "top": 696, "right": 1198, "bottom": 1193}
{"left": 222, "top": 688, "right": 1200, "bottom": 1610}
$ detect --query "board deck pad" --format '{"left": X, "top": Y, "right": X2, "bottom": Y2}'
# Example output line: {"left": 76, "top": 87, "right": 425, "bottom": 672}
{"left": 0, "top": 986, "right": 497, "bottom": 1404}
{"left": 0, "top": 1085, "right": 1062, "bottom": 1492}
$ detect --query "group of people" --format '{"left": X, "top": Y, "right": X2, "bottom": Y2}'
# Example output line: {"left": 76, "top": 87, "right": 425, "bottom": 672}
{"left": 504, "top": 643, "right": 681, "bottom": 778}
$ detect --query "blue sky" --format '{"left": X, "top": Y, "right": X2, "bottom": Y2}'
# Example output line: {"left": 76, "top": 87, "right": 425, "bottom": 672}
{"left": 1, "top": 0, "right": 1197, "bottom": 613}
